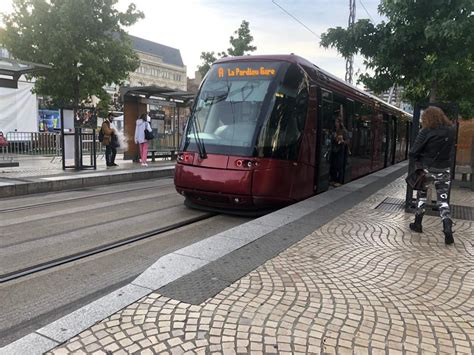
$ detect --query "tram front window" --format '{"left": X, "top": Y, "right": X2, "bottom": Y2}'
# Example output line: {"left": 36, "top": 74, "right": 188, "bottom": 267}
{"left": 183, "top": 62, "right": 282, "bottom": 156}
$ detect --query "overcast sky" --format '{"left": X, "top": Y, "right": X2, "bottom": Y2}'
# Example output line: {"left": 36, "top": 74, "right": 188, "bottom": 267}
{"left": 1, "top": 0, "right": 383, "bottom": 82}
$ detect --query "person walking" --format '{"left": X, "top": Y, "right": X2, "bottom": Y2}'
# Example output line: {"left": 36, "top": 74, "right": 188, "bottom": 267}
{"left": 102, "top": 113, "right": 118, "bottom": 167}
{"left": 408, "top": 106, "right": 456, "bottom": 244}
{"left": 135, "top": 113, "right": 153, "bottom": 167}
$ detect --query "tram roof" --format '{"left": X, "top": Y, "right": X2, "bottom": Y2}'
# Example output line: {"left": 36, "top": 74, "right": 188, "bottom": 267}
{"left": 215, "top": 54, "right": 412, "bottom": 119}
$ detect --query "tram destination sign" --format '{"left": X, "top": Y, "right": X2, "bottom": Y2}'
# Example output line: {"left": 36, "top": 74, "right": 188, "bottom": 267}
{"left": 217, "top": 66, "right": 276, "bottom": 79}
{"left": 212, "top": 61, "right": 281, "bottom": 81}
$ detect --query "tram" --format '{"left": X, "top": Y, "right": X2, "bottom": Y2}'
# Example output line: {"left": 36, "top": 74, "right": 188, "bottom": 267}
{"left": 174, "top": 54, "right": 411, "bottom": 214}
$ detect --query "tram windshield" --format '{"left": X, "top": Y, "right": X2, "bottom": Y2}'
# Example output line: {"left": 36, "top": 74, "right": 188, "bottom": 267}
{"left": 183, "top": 61, "right": 283, "bottom": 156}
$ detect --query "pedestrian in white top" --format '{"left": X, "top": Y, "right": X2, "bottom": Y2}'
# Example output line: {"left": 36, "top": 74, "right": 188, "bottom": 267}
{"left": 135, "top": 113, "right": 152, "bottom": 166}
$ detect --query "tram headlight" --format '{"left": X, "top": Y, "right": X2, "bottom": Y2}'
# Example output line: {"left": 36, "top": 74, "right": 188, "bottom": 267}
{"left": 235, "top": 159, "right": 258, "bottom": 169}
{"left": 178, "top": 152, "right": 194, "bottom": 165}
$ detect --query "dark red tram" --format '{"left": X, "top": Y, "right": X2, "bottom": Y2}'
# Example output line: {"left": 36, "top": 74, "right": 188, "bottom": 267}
{"left": 174, "top": 55, "right": 411, "bottom": 214}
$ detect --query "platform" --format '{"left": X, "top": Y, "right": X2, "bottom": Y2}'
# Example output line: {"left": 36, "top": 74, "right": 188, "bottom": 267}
{"left": 0, "top": 155, "right": 175, "bottom": 198}
{"left": 2, "top": 161, "right": 473, "bottom": 354}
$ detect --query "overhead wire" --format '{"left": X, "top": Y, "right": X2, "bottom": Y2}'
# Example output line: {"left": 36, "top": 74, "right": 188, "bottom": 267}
{"left": 271, "top": 0, "right": 320, "bottom": 39}
{"left": 358, "top": 0, "right": 375, "bottom": 22}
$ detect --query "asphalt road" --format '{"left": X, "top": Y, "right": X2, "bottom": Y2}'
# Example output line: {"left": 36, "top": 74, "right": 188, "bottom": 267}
{"left": 0, "top": 179, "right": 251, "bottom": 346}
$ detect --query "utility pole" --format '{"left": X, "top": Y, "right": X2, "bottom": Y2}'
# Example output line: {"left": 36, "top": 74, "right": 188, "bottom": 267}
{"left": 345, "top": 0, "right": 356, "bottom": 83}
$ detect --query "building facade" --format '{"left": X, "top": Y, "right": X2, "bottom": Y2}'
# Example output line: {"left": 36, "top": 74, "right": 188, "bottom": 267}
{"left": 127, "top": 35, "right": 187, "bottom": 91}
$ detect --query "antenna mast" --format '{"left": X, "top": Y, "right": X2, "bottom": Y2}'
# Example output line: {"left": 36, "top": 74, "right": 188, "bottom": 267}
{"left": 345, "top": 0, "right": 356, "bottom": 83}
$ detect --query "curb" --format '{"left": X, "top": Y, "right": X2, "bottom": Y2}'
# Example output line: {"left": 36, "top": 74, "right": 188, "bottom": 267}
{"left": 0, "top": 165, "right": 175, "bottom": 199}
{"left": 0, "top": 162, "right": 408, "bottom": 355}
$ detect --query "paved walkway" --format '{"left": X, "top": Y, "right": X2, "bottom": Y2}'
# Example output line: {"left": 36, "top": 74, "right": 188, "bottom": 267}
{"left": 46, "top": 178, "right": 473, "bottom": 355}
{"left": 0, "top": 154, "right": 170, "bottom": 180}
{"left": 0, "top": 155, "right": 175, "bottom": 198}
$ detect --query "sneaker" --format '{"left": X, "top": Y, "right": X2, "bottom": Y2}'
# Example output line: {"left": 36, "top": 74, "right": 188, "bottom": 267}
{"left": 111, "top": 163, "right": 118, "bottom": 167}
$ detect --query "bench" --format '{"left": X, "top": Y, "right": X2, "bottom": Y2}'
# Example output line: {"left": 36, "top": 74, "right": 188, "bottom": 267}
{"left": 147, "top": 150, "right": 177, "bottom": 162}
{"left": 0, "top": 161, "right": 19, "bottom": 168}
{"left": 456, "top": 165, "right": 473, "bottom": 191}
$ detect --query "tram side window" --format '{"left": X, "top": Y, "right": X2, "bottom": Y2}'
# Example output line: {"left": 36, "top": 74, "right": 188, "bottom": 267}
{"left": 351, "top": 102, "right": 373, "bottom": 173}
{"left": 395, "top": 117, "right": 408, "bottom": 161}
{"left": 257, "top": 65, "right": 308, "bottom": 160}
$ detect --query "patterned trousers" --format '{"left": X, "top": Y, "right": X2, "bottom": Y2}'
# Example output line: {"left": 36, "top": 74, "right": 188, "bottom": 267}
{"left": 415, "top": 168, "right": 451, "bottom": 220}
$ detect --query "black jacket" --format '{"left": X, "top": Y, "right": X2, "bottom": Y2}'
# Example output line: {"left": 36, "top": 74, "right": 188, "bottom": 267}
{"left": 409, "top": 126, "right": 455, "bottom": 169}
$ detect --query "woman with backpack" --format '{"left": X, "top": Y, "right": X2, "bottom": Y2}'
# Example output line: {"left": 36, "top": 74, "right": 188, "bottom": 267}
{"left": 134, "top": 113, "right": 153, "bottom": 167}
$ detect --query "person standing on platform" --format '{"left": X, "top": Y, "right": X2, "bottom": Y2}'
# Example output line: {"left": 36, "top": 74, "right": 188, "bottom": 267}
{"left": 330, "top": 118, "right": 348, "bottom": 187}
{"left": 102, "top": 113, "right": 118, "bottom": 167}
{"left": 408, "top": 106, "right": 456, "bottom": 244}
{"left": 135, "top": 113, "right": 153, "bottom": 167}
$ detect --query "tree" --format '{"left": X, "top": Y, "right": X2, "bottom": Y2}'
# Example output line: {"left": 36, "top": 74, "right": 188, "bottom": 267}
{"left": 198, "top": 51, "right": 217, "bottom": 78}
{"left": 225, "top": 20, "right": 257, "bottom": 56}
{"left": 1, "top": 0, "right": 144, "bottom": 109}
{"left": 320, "top": 0, "right": 474, "bottom": 117}
{"left": 198, "top": 20, "right": 257, "bottom": 77}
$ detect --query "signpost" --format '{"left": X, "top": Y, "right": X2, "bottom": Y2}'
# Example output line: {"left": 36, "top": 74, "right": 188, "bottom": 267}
{"left": 60, "top": 107, "right": 97, "bottom": 170}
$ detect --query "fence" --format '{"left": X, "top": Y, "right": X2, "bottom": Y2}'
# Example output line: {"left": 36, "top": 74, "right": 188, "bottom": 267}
{"left": 0, "top": 130, "right": 177, "bottom": 162}
{"left": 4, "top": 131, "right": 61, "bottom": 157}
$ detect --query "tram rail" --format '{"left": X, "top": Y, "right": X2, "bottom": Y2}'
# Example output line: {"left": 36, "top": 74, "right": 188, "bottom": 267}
{"left": 0, "top": 183, "right": 174, "bottom": 213}
{"left": 0, "top": 212, "right": 216, "bottom": 284}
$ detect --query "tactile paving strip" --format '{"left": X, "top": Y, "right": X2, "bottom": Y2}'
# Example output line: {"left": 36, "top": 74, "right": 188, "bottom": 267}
{"left": 375, "top": 197, "right": 474, "bottom": 221}
{"left": 159, "top": 167, "right": 409, "bottom": 305}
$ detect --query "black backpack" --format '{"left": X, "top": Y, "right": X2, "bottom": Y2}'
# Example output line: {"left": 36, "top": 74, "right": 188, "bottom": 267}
{"left": 98, "top": 128, "right": 104, "bottom": 142}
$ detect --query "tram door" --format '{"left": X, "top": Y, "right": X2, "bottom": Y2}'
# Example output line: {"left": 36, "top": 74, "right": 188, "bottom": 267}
{"left": 315, "top": 89, "right": 333, "bottom": 193}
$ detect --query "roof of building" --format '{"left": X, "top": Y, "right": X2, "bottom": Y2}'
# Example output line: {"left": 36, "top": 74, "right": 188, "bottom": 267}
{"left": 129, "top": 35, "right": 184, "bottom": 68}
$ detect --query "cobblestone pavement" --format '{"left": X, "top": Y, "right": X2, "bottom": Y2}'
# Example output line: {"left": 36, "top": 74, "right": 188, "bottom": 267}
{"left": 49, "top": 179, "right": 473, "bottom": 355}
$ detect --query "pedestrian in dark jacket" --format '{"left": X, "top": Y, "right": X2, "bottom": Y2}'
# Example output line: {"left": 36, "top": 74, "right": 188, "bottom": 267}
{"left": 408, "top": 106, "right": 456, "bottom": 244}
{"left": 102, "top": 113, "right": 118, "bottom": 167}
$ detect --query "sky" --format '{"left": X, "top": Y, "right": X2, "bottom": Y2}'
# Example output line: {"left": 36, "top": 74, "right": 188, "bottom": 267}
{"left": 0, "top": 0, "right": 383, "bottom": 82}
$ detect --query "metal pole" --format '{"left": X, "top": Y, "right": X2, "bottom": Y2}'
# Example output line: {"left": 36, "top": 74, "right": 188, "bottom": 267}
{"left": 405, "top": 103, "right": 421, "bottom": 211}
{"left": 60, "top": 108, "right": 66, "bottom": 170}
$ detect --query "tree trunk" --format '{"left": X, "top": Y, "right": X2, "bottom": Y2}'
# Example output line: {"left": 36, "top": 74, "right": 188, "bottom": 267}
{"left": 429, "top": 79, "right": 438, "bottom": 103}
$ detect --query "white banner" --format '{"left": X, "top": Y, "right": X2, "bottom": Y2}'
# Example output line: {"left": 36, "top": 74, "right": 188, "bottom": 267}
{"left": 0, "top": 79, "right": 38, "bottom": 134}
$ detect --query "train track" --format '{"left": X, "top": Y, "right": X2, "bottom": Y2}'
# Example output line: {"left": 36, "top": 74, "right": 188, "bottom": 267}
{"left": 0, "top": 212, "right": 216, "bottom": 284}
{"left": 0, "top": 183, "right": 174, "bottom": 213}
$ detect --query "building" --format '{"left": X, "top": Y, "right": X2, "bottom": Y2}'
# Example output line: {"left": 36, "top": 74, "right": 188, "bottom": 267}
{"left": 365, "top": 85, "right": 413, "bottom": 114}
{"left": 127, "top": 35, "right": 187, "bottom": 91}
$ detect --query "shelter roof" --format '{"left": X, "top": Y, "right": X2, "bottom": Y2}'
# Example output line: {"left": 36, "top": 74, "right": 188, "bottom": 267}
{"left": 120, "top": 85, "right": 195, "bottom": 104}
{"left": 0, "top": 57, "right": 50, "bottom": 88}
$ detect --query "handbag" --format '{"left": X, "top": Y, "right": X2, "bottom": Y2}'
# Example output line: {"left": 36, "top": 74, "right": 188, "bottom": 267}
{"left": 144, "top": 128, "right": 154, "bottom": 140}
{"left": 0, "top": 135, "right": 8, "bottom": 147}
{"left": 405, "top": 169, "right": 427, "bottom": 190}
{"left": 98, "top": 128, "right": 104, "bottom": 143}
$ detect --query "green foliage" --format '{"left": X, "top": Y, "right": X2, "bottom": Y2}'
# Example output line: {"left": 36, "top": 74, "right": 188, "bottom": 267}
{"left": 96, "top": 92, "right": 112, "bottom": 118}
{"left": 226, "top": 20, "right": 257, "bottom": 56}
{"left": 320, "top": 0, "right": 474, "bottom": 117}
{"left": 1, "top": 0, "right": 144, "bottom": 108}
{"left": 198, "top": 51, "right": 217, "bottom": 78}
{"left": 198, "top": 20, "right": 257, "bottom": 77}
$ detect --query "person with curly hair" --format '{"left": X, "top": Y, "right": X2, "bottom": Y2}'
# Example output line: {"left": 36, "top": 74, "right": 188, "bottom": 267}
{"left": 408, "top": 106, "right": 456, "bottom": 244}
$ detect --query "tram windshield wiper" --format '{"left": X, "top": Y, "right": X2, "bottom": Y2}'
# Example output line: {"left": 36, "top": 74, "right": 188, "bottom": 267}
{"left": 192, "top": 116, "right": 207, "bottom": 159}
{"left": 203, "top": 92, "right": 228, "bottom": 104}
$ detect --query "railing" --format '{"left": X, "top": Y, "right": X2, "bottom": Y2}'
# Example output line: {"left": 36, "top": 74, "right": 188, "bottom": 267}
{"left": 5, "top": 131, "right": 61, "bottom": 156}
{"left": 149, "top": 132, "right": 182, "bottom": 152}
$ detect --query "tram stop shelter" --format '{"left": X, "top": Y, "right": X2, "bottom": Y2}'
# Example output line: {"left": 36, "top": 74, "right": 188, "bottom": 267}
{"left": 0, "top": 57, "right": 50, "bottom": 167}
{"left": 120, "top": 86, "right": 195, "bottom": 161}
{"left": 0, "top": 57, "right": 50, "bottom": 89}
